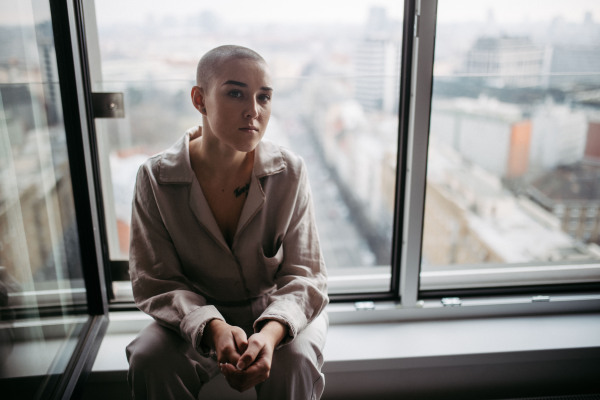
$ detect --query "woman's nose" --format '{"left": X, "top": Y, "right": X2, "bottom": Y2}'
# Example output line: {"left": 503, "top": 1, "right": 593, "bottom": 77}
{"left": 244, "top": 99, "right": 259, "bottom": 118}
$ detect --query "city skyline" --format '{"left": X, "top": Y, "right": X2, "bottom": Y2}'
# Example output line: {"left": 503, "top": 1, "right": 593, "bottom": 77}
{"left": 2, "top": 1, "right": 599, "bottom": 284}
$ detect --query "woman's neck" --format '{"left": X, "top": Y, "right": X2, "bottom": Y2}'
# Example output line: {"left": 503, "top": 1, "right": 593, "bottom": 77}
{"left": 190, "top": 129, "right": 254, "bottom": 183}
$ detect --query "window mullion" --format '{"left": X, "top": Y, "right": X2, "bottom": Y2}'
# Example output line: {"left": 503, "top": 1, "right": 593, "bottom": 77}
{"left": 400, "top": 0, "right": 437, "bottom": 307}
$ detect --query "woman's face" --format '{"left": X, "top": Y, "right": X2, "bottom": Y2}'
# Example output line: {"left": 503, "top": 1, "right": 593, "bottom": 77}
{"left": 195, "top": 58, "right": 273, "bottom": 154}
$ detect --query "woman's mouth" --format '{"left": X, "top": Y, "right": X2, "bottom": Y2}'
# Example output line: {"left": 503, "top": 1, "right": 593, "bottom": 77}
{"left": 239, "top": 126, "right": 258, "bottom": 132}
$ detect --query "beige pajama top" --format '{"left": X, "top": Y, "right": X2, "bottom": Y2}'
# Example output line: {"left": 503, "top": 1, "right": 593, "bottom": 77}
{"left": 129, "top": 127, "right": 328, "bottom": 352}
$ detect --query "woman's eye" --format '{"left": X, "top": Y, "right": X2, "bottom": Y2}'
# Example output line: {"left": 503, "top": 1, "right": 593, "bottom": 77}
{"left": 228, "top": 90, "right": 243, "bottom": 98}
{"left": 258, "top": 94, "right": 271, "bottom": 102}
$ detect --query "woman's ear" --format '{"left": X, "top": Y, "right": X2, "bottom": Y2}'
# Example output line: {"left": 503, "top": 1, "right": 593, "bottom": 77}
{"left": 191, "top": 86, "right": 207, "bottom": 115}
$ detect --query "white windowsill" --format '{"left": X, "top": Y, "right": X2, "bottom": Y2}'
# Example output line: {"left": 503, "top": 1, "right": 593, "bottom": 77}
{"left": 86, "top": 306, "right": 600, "bottom": 399}
{"left": 92, "top": 308, "right": 600, "bottom": 373}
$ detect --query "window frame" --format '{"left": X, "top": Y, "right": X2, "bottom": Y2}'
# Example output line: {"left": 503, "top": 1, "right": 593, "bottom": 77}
{"left": 412, "top": 0, "right": 600, "bottom": 303}
{"left": 0, "top": 0, "right": 109, "bottom": 398}
{"left": 80, "top": 0, "right": 600, "bottom": 314}
{"left": 36, "top": 0, "right": 108, "bottom": 397}
{"left": 51, "top": 0, "right": 108, "bottom": 319}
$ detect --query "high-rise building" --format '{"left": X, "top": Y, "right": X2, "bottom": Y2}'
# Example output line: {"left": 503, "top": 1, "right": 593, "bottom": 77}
{"left": 354, "top": 7, "right": 401, "bottom": 113}
{"left": 464, "top": 36, "right": 546, "bottom": 88}
{"left": 430, "top": 97, "right": 531, "bottom": 179}
{"left": 543, "top": 44, "right": 600, "bottom": 89}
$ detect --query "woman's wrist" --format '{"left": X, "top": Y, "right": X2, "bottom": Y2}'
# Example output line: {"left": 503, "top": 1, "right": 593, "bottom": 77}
{"left": 202, "top": 318, "right": 227, "bottom": 349}
{"left": 259, "top": 320, "right": 287, "bottom": 347}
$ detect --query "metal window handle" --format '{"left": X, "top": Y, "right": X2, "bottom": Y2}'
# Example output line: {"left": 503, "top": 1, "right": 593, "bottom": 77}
{"left": 92, "top": 92, "right": 125, "bottom": 118}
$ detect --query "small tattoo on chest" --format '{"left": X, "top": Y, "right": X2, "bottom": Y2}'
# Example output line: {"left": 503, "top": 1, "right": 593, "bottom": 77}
{"left": 233, "top": 182, "right": 250, "bottom": 198}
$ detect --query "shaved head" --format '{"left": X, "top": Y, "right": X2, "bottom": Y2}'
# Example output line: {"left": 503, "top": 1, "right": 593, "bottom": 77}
{"left": 196, "top": 45, "right": 267, "bottom": 90}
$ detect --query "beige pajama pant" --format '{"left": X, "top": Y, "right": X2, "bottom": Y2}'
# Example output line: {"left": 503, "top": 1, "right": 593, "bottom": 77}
{"left": 126, "top": 314, "right": 328, "bottom": 400}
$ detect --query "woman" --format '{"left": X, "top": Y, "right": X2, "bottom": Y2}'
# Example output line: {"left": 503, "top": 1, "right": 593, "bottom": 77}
{"left": 126, "top": 45, "right": 329, "bottom": 400}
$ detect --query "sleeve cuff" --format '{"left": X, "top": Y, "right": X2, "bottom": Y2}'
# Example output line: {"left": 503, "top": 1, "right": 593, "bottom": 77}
{"left": 254, "top": 300, "right": 308, "bottom": 347}
{"left": 179, "top": 305, "right": 225, "bottom": 355}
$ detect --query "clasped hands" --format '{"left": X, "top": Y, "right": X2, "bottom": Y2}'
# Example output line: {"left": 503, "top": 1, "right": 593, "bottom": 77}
{"left": 203, "top": 319, "right": 286, "bottom": 392}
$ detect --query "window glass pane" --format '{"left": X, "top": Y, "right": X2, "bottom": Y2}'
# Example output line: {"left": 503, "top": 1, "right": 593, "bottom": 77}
{"left": 0, "top": 0, "right": 86, "bottom": 313}
{"left": 0, "top": 0, "right": 89, "bottom": 396}
{"left": 422, "top": 0, "right": 600, "bottom": 291}
{"left": 90, "top": 0, "right": 404, "bottom": 297}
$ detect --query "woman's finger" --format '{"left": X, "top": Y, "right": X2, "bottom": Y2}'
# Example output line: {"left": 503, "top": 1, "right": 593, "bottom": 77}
{"left": 236, "top": 339, "right": 262, "bottom": 370}
{"left": 214, "top": 325, "right": 247, "bottom": 364}
{"left": 231, "top": 327, "right": 248, "bottom": 354}
{"left": 220, "top": 362, "right": 269, "bottom": 392}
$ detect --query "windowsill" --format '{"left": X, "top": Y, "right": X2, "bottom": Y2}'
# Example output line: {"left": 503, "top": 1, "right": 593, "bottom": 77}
{"left": 84, "top": 306, "right": 600, "bottom": 399}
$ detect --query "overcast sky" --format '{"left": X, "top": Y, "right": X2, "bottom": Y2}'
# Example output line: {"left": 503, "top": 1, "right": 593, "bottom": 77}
{"left": 1, "top": 0, "right": 598, "bottom": 25}
{"left": 92, "top": 0, "right": 599, "bottom": 25}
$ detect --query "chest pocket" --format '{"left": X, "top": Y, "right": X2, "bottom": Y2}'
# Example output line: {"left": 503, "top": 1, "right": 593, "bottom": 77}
{"left": 260, "top": 244, "right": 284, "bottom": 276}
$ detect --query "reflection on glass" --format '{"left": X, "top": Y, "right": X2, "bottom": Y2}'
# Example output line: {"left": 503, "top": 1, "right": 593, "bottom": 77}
{"left": 0, "top": 1, "right": 88, "bottom": 397}
{"left": 0, "top": 316, "right": 87, "bottom": 398}
{"left": 90, "top": 1, "right": 404, "bottom": 295}
{"left": 422, "top": 0, "right": 600, "bottom": 290}
{"left": 0, "top": 0, "right": 85, "bottom": 310}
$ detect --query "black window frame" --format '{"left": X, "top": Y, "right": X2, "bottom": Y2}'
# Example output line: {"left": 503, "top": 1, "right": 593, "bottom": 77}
{"left": 45, "top": 0, "right": 109, "bottom": 396}
{"left": 1, "top": 0, "right": 109, "bottom": 398}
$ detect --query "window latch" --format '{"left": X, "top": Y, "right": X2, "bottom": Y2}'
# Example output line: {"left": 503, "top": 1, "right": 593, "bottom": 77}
{"left": 355, "top": 301, "right": 376, "bottom": 311}
{"left": 441, "top": 297, "right": 462, "bottom": 307}
{"left": 92, "top": 92, "right": 125, "bottom": 118}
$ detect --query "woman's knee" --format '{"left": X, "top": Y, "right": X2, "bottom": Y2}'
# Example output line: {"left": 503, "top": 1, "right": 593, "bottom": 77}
{"left": 275, "top": 315, "right": 327, "bottom": 370}
{"left": 258, "top": 333, "right": 325, "bottom": 400}
{"left": 269, "top": 319, "right": 326, "bottom": 382}
{"left": 127, "top": 322, "right": 190, "bottom": 372}
{"left": 273, "top": 338, "right": 322, "bottom": 375}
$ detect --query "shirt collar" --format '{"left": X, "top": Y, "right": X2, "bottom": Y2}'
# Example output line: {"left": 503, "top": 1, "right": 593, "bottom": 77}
{"left": 157, "top": 126, "right": 286, "bottom": 184}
